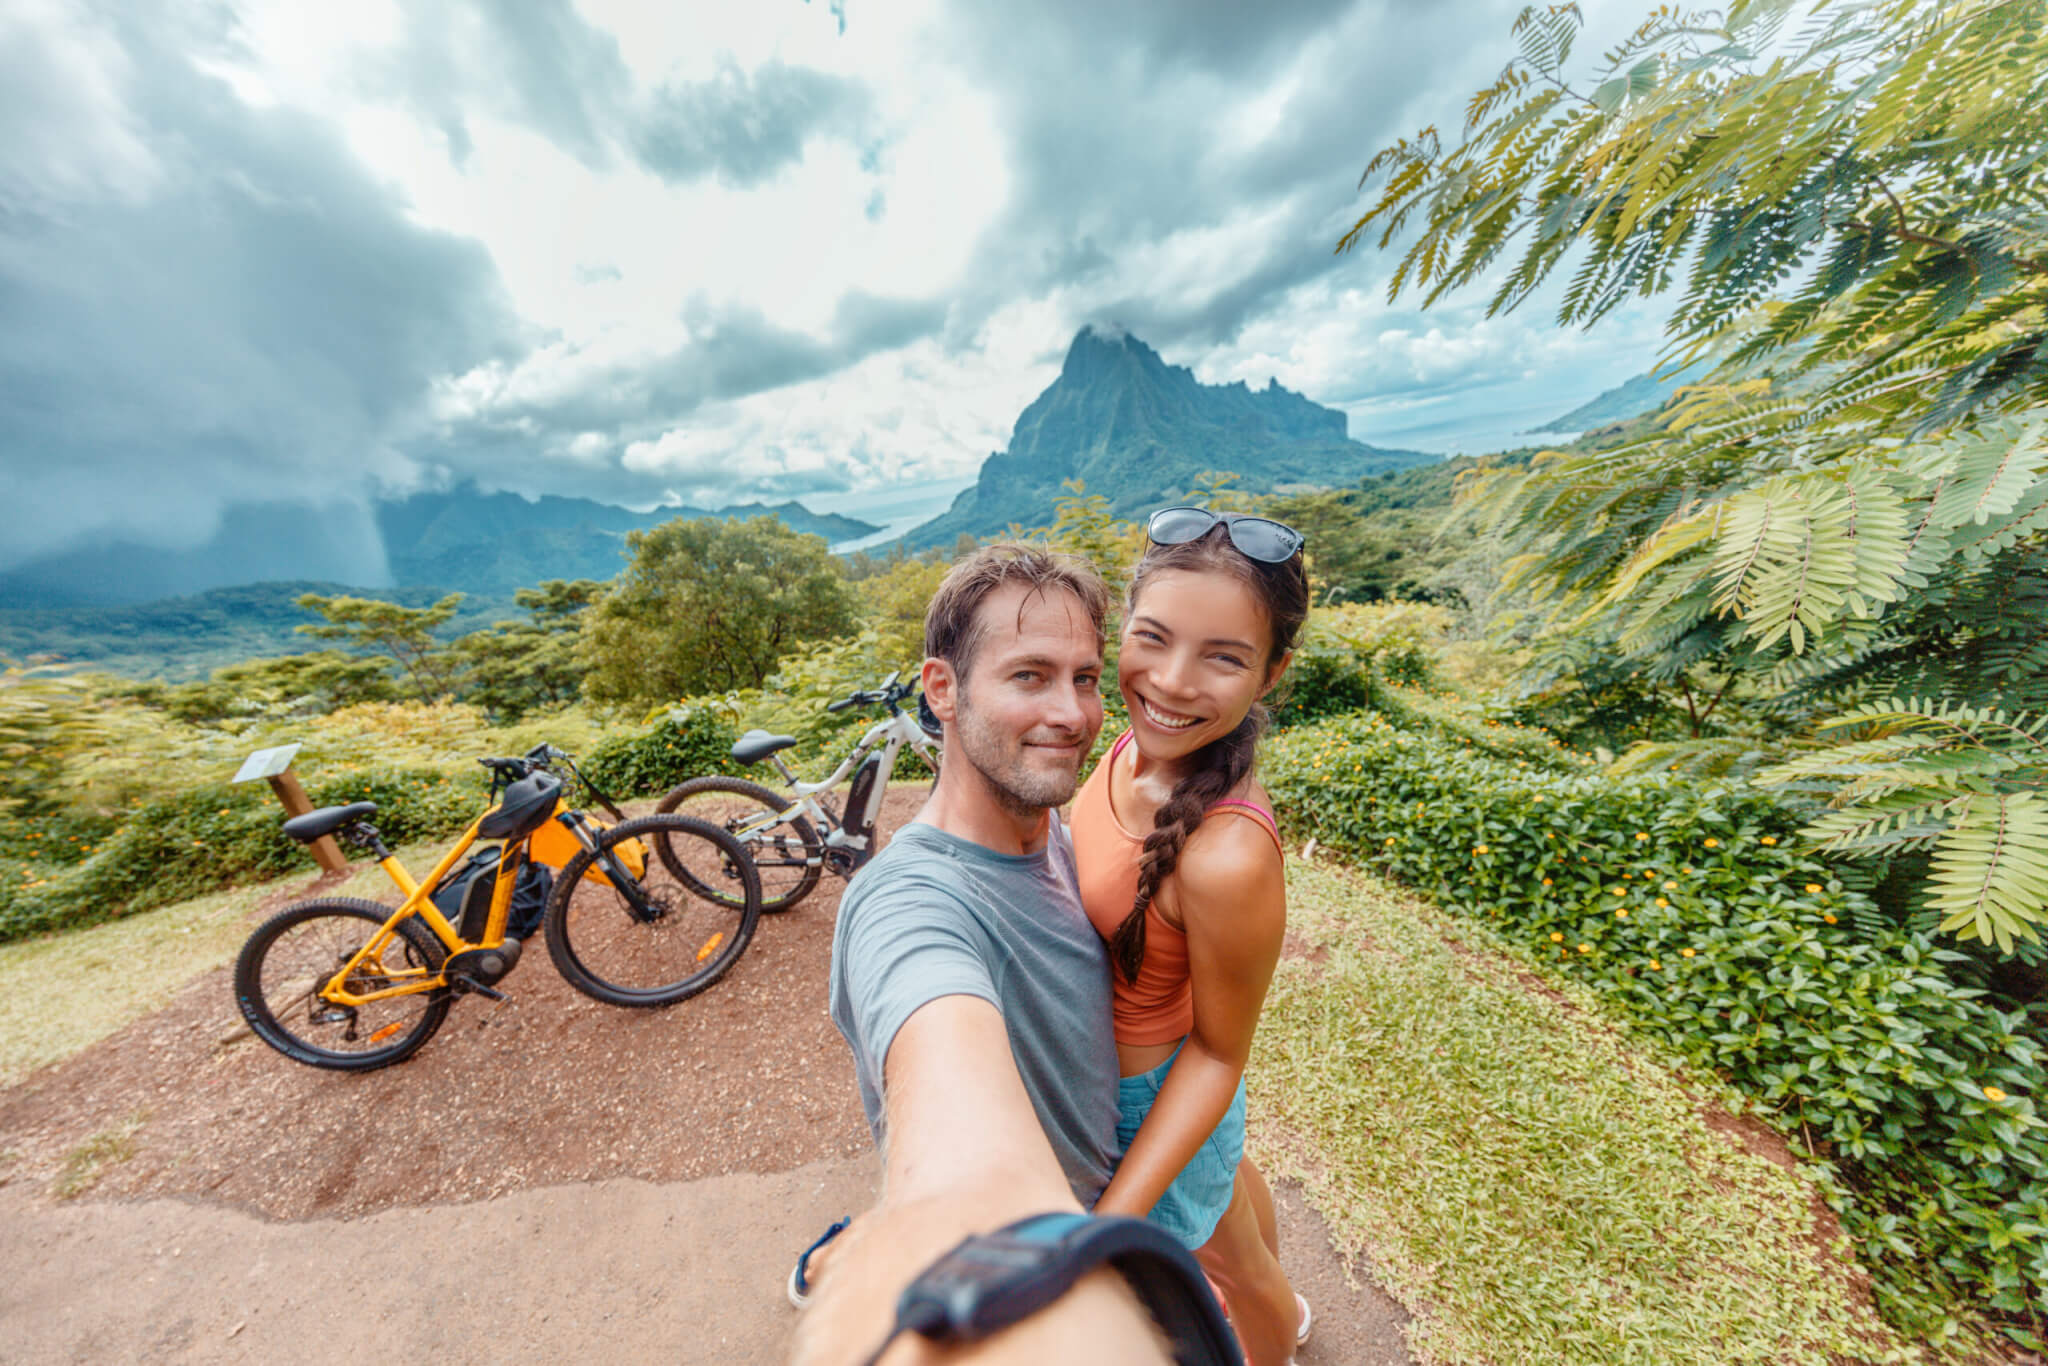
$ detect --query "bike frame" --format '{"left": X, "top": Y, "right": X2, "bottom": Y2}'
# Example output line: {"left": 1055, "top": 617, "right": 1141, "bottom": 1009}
{"left": 753, "top": 710, "right": 940, "bottom": 862}
{"left": 314, "top": 803, "right": 629, "bottom": 1009}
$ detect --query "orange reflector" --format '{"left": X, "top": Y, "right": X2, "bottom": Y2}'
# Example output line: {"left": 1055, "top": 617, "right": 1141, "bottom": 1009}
{"left": 368, "top": 1022, "right": 405, "bottom": 1044}
{"left": 696, "top": 932, "right": 725, "bottom": 962}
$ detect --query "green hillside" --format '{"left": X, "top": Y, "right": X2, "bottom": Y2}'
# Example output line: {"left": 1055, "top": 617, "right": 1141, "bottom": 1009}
{"left": 377, "top": 488, "right": 879, "bottom": 594}
{"left": 0, "top": 490, "right": 878, "bottom": 611}
{"left": 1529, "top": 362, "right": 1708, "bottom": 434}
{"left": 0, "top": 582, "right": 517, "bottom": 681}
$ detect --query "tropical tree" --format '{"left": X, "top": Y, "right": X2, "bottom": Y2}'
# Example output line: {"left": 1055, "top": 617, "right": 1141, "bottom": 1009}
{"left": 295, "top": 592, "right": 464, "bottom": 701}
{"left": 1344, "top": 0, "right": 2048, "bottom": 949}
{"left": 579, "top": 516, "right": 861, "bottom": 710}
{"left": 448, "top": 579, "right": 602, "bottom": 720}
{"left": 1009, "top": 479, "right": 1147, "bottom": 576}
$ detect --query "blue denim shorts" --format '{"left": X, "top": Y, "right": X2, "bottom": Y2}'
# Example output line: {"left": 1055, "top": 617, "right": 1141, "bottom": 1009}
{"left": 1115, "top": 1044, "right": 1246, "bottom": 1250}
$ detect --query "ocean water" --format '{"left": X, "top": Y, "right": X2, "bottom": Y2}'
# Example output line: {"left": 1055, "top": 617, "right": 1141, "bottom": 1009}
{"left": 813, "top": 476, "right": 977, "bottom": 552}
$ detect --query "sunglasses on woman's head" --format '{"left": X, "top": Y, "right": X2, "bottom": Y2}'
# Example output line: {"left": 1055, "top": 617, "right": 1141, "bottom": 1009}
{"left": 1146, "top": 506, "right": 1305, "bottom": 563}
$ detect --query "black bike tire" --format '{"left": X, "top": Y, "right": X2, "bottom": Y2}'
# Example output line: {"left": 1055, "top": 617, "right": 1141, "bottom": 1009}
{"left": 653, "top": 775, "right": 824, "bottom": 913}
{"left": 542, "top": 813, "right": 762, "bottom": 1007}
{"left": 233, "top": 898, "right": 452, "bottom": 1072}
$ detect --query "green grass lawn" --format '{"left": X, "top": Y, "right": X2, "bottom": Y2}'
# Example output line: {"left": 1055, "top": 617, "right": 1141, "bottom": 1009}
{"left": 1252, "top": 856, "right": 1913, "bottom": 1366}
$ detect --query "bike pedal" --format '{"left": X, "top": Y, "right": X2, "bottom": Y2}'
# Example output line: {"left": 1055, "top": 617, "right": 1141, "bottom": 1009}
{"left": 449, "top": 974, "right": 507, "bottom": 1001}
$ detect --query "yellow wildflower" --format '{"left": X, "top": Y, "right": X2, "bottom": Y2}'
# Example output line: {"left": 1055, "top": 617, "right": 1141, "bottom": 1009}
{"left": 1663, "top": 881, "right": 1677, "bottom": 891}
{"left": 1984, "top": 1086, "right": 2008, "bottom": 1103}
{"left": 1680, "top": 947, "right": 1695, "bottom": 958}
{"left": 1541, "top": 877, "right": 1553, "bottom": 886}
{"left": 1634, "top": 832, "right": 1650, "bottom": 842}
{"left": 1805, "top": 883, "right": 1822, "bottom": 894}
{"left": 1577, "top": 943, "right": 1593, "bottom": 954}
{"left": 1616, "top": 909, "right": 1629, "bottom": 919}
{"left": 1655, "top": 898, "right": 1669, "bottom": 908}
{"left": 1549, "top": 932, "right": 1564, "bottom": 943}
{"left": 1761, "top": 836, "right": 1778, "bottom": 846}
{"left": 1649, "top": 959, "right": 1662, "bottom": 971}
{"left": 1703, "top": 838, "right": 1719, "bottom": 849}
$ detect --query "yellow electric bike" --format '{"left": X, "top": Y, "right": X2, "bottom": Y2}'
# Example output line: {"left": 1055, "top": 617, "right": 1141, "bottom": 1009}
{"left": 233, "top": 744, "right": 761, "bottom": 1072}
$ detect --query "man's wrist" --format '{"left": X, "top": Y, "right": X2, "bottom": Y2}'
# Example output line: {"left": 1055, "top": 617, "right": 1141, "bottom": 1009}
{"left": 791, "top": 1198, "right": 1182, "bottom": 1366}
{"left": 856, "top": 1213, "right": 1235, "bottom": 1366}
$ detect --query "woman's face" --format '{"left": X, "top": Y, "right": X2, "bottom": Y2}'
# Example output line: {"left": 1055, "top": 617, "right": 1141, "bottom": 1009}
{"left": 1117, "top": 567, "right": 1286, "bottom": 763}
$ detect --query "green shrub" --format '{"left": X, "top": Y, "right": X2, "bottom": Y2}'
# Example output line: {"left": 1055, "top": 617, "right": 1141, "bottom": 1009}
{"left": 0, "top": 766, "right": 486, "bottom": 943}
{"left": 1271, "top": 602, "right": 1448, "bottom": 726}
{"left": 1265, "top": 710, "right": 2047, "bottom": 1344}
{"left": 1271, "top": 646, "right": 1378, "bottom": 724}
{"left": 577, "top": 702, "right": 741, "bottom": 799}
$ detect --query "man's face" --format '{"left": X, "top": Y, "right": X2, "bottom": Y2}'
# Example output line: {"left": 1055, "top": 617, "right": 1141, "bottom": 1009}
{"left": 934, "top": 584, "right": 1104, "bottom": 816}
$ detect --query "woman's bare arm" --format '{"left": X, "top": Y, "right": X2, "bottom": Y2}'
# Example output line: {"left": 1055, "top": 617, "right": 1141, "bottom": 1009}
{"left": 1093, "top": 819, "right": 1286, "bottom": 1222}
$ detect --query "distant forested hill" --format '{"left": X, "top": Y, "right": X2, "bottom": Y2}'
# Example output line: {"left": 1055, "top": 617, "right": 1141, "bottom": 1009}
{"left": 0, "top": 582, "right": 518, "bottom": 681}
{"left": 1530, "top": 362, "right": 1708, "bottom": 434}
{"left": 374, "top": 488, "right": 879, "bottom": 595}
{"left": 902, "top": 328, "right": 1437, "bottom": 547}
{"left": 0, "top": 489, "right": 879, "bottom": 610}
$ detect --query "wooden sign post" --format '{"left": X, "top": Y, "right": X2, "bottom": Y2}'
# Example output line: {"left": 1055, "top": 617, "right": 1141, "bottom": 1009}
{"left": 232, "top": 744, "right": 348, "bottom": 874}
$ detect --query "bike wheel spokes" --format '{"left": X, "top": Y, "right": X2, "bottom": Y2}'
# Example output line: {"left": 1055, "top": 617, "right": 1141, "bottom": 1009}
{"left": 544, "top": 814, "right": 761, "bottom": 1007}
{"left": 233, "top": 900, "right": 451, "bottom": 1071}
{"left": 654, "top": 776, "right": 823, "bottom": 913}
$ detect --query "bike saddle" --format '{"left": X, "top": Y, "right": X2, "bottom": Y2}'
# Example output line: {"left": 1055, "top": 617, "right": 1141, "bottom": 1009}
{"left": 478, "top": 770, "right": 562, "bottom": 840}
{"left": 730, "top": 730, "right": 799, "bottom": 765}
{"left": 282, "top": 802, "right": 378, "bottom": 844}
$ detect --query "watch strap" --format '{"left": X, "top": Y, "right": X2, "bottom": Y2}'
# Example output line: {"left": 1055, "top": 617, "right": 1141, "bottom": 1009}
{"left": 880, "top": 1212, "right": 1241, "bottom": 1365}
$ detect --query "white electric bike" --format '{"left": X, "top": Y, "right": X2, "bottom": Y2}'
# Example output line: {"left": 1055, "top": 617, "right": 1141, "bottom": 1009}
{"left": 651, "top": 672, "right": 942, "bottom": 912}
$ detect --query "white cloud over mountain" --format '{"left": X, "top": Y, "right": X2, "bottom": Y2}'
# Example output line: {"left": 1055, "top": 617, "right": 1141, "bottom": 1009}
{"left": 0, "top": 0, "right": 1670, "bottom": 567}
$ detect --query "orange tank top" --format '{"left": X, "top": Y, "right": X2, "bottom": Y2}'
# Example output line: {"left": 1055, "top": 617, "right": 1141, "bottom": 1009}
{"left": 1071, "top": 731, "right": 1284, "bottom": 1046}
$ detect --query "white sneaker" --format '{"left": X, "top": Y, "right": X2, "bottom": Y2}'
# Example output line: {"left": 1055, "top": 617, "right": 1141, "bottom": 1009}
{"left": 1295, "top": 1291, "right": 1313, "bottom": 1347}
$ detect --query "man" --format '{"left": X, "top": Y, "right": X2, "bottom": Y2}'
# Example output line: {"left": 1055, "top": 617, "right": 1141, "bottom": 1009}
{"left": 791, "top": 544, "right": 1175, "bottom": 1365}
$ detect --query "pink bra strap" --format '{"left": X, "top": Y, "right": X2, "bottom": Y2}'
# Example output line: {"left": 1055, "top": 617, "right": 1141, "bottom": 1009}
{"left": 1207, "top": 798, "right": 1283, "bottom": 850}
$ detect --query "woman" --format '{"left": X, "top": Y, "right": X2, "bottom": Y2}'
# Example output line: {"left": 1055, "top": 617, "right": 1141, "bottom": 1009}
{"left": 1072, "top": 506, "right": 1310, "bottom": 1366}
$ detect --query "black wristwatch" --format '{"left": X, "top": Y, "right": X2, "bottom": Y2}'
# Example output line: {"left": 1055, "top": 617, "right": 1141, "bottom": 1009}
{"left": 859, "top": 1212, "right": 1242, "bottom": 1365}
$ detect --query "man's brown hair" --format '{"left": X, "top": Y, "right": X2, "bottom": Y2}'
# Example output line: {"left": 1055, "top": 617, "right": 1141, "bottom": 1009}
{"left": 924, "top": 542, "right": 1111, "bottom": 677}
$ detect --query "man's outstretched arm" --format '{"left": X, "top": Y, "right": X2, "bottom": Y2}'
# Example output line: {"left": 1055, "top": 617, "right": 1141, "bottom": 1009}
{"left": 790, "top": 995, "right": 1172, "bottom": 1365}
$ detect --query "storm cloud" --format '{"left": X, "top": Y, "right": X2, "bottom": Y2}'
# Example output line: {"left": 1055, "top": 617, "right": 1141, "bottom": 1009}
{"left": 0, "top": 0, "right": 520, "bottom": 565}
{"left": 0, "top": 0, "right": 1670, "bottom": 575}
{"left": 636, "top": 59, "right": 872, "bottom": 188}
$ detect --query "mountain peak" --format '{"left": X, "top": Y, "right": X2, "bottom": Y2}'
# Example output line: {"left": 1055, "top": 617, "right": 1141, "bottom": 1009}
{"left": 903, "top": 327, "right": 1437, "bottom": 547}
{"left": 1060, "top": 323, "right": 1165, "bottom": 380}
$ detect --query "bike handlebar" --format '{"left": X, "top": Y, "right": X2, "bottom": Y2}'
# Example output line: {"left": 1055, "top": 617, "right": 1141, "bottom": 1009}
{"left": 477, "top": 743, "right": 571, "bottom": 781}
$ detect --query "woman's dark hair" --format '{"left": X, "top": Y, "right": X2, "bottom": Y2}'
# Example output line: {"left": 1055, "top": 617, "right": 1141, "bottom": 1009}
{"left": 1109, "top": 519, "right": 1310, "bottom": 983}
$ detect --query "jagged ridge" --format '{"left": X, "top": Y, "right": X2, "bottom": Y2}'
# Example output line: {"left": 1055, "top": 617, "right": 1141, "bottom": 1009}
{"left": 903, "top": 327, "right": 1434, "bottom": 547}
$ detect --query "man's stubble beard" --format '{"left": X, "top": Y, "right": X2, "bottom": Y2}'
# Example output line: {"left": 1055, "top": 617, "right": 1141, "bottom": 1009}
{"left": 951, "top": 683, "right": 1086, "bottom": 819}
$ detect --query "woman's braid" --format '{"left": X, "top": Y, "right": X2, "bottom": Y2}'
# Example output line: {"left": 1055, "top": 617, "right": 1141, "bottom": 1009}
{"left": 1106, "top": 516, "right": 1307, "bottom": 985}
{"left": 1108, "top": 708, "right": 1264, "bottom": 984}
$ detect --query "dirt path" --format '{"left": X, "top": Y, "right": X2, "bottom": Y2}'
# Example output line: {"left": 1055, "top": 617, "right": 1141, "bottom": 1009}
{"left": 0, "top": 789, "right": 1413, "bottom": 1363}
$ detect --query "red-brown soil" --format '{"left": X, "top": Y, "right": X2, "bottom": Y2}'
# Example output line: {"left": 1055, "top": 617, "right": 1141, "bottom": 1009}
{"left": 0, "top": 788, "right": 1414, "bottom": 1364}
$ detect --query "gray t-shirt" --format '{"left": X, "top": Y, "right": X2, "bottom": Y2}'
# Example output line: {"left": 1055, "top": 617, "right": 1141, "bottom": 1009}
{"left": 829, "top": 815, "right": 1120, "bottom": 1206}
